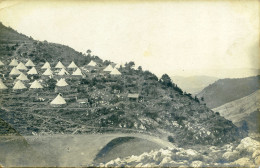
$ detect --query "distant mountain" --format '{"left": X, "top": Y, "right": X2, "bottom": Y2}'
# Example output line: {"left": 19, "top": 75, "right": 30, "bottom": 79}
{"left": 0, "top": 22, "right": 246, "bottom": 146}
{"left": 212, "top": 90, "right": 260, "bottom": 133}
{"left": 169, "top": 68, "right": 260, "bottom": 79}
{"left": 171, "top": 75, "right": 218, "bottom": 95}
{"left": 197, "top": 76, "right": 260, "bottom": 109}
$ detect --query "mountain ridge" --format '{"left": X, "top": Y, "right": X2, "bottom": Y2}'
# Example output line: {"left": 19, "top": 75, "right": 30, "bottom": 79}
{"left": 197, "top": 76, "right": 260, "bottom": 109}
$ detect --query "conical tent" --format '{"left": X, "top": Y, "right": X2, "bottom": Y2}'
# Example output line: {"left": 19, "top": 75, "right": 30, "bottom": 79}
{"left": 50, "top": 94, "right": 66, "bottom": 105}
{"left": 10, "top": 67, "right": 21, "bottom": 75}
{"left": 58, "top": 68, "right": 69, "bottom": 75}
{"left": 110, "top": 68, "right": 122, "bottom": 75}
{"left": 41, "top": 62, "right": 51, "bottom": 69}
{"left": 42, "top": 68, "right": 53, "bottom": 76}
{"left": 56, "top": 78, "right": 68, "bottom": 87}
{"left": 55, "top": 61, "right": 65, "bottom": 69}
{"left": 17, "top": 73, "right": 29, "bottom": 81}
{"left": 30, "top": 80, "right": 43, "bottom": 89}
{"left": 27, "top": 67, "right": 38, "bottom": 75}
{"left": 16, "top": 62, "right": 27, "bottom": 70}
{"left": 13, "top": 80, "right": 26, "bottom": 90}
{"left": 72, "top": 68, "right": 83, "bottom": 76}
{"left": 9, "top": 59, "right": 18, "bottom": 66}
{"left": 0, "top": 80, "right": 8, "bottom": 90}
{"left": 25, "top": 59, "right": 35, "bottom": 67}
{"left": 87, "top": 60, "right": 97, "bottom": 66}
{"left": 103, "top": 65, "right": 114, "bottom": 72}
{"left": 0, "top": 61, "right": 4, "bottom": 66}
{"left": 68, "top": 61, "right": 78, "bottom": 68}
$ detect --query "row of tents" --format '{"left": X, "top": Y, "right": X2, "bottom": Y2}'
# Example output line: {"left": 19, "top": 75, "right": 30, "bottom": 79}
{"left": 0, "top": 59, "right": 125, "bottom": 105}
{"left": 0, "top": 78, "right": 67, "bottom": 105}
{"left": 0, "top": 77, "right": 70, "bottom": 90}
{"left": 1, "top": 59, "right": 122, "bottom": 76}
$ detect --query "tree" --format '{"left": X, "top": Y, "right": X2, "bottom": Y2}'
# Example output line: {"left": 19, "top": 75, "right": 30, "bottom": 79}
{"left": 138, "top": 66, "right": 142, "bottom": 71}
{"left": 194, "top": 96, "right": 200, "bottom": 103}
{"left": 86, "top": 49, "right": 91, "bottom": 56}
{"left": 128, "top": 61, "right": 135, "bottom": 68}
{"left": 241, "top": 121, "right": 249, "bottom": 133}
{"left": 160, "top": 74, "right": 173, "bottom": 87}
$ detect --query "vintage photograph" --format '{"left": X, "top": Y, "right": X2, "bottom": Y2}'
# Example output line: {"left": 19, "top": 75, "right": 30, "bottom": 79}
{"left": 0, "top": 0, "right": 259, "bottom": 167}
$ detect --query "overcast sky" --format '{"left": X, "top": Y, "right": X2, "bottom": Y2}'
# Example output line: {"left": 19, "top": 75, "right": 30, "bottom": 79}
{"left": 0, "top": 0, "right": 259, "bottom": 77}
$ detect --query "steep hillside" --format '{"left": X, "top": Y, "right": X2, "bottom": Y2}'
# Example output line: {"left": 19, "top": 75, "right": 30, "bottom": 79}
{"left": 0, "top": 22, "right": 245, "bottom": 146}
{"left": 212, "top": 90, "right": 260, "bottom": 133}
{"left": 197, "top": 76, "right": 260, "bottom": 109}
{"left": 171, "top": 75, "right": 218, "bottom": 95}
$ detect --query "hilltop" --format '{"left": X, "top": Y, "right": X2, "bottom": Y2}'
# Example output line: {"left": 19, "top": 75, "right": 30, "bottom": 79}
{"left": 197, "top": 76, "right": 260, "bottom": 109}
{"left": 0, "top": 22, "right": 245, "bottom": 146}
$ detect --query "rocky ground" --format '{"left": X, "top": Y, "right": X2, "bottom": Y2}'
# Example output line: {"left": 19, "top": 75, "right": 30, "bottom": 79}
{"left": 93, "top": 136, "right": 260, "bottom": 167}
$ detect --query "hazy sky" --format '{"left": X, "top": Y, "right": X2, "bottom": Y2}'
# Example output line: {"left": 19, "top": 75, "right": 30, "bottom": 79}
{"left": 0, "top": 0, "right": 259, "bottom": 77}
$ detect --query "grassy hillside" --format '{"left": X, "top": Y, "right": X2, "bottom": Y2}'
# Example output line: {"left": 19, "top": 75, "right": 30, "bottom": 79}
{"left": 197, "top": 76, "right": 260, "bottom": 109}
{"left": 212, "top": 90, "right": 260, "bottom": 133}
{"left": 171, "top": 75, "right": 218, "bottom": 95}
{"left": 0, "top": 22, "right": 245, "bottom": 146}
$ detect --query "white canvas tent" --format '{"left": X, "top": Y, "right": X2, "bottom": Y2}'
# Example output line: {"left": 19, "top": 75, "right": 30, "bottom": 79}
{"left": 56, "top": 78, "right": 68, "bottom": 87}
{"left": 17, "top": 73, "right": 29, "bottom": 81}
{"left": 87, "top": 60, "right": 97, "bottom": 66}
{"left": 55, "top": 61, "right": 65, "bottom": 69}
{"left": 30, "top": 80, "right": 43, "bottom": 89}
{"left": 10, "top": 67, "right": 21, "bottom": 75}
{"left": 110, "top": 68, "right": 122, "bottom": 75}
{"left": 25, "top": 59, "right": 35, "bottom": 67}
{"left": 41, "top": 62, "right": 51, "bottom": 69}
{"left": 0, "top": 80, "right": 8, "bottom": 90}
{"left": 0, "top": 61, "right": 4, "bottom": 66}
{"left": 42, "top": 68, "right": 53, "bottom": 76}
{"left": 72, "top": 68, "right": 83, "bottom": 76}
{"left": 103, "top": 65, "right": 114, "bottom": 72}
{"left": 58, "top": 68, "right": 69, "bottom": 76}
{"left": 16, "top": 62, "right": 27, "bottom": 70}
{"left": 13, "top": 80, "right": 26, "bottom": 90}
{"left": 68, "top": 61, "right": 78, "bottom": 68}
{"left": 50, "top": 94, "right": 66, "bottom": 105}
{"left": 27, "top": 67, "right": 38, "bottom": 75}
{"left": 9, "top": 59, "right": 18, "bottom": 66}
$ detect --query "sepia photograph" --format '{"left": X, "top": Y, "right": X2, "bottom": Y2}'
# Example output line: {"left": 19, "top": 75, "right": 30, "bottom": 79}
{"left": 0, "top": 0, "right": 259, "bottom": 167}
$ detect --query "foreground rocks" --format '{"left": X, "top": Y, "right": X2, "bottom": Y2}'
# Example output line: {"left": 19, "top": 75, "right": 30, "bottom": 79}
{"left": 92, "top": 137, "right": 260, "bottom": 167}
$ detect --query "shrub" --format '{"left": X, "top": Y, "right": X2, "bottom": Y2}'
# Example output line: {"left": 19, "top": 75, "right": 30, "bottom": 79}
{"left": 168, "top": 136, "right": 174, "bottom": 143}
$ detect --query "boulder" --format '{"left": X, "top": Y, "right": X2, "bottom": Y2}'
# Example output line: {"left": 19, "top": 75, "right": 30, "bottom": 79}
{"left": 135, "top": 163, "right": 143, "bottom": 167}
{"left": 236, "top": 137, "right": 260, "bottom": 154}
{"left": 232, "top": 157, "right": 254, "bottom": 167}
{"left": 222, "top": 150, "right": 240, "bottom": 161}
{"left": 105, "top": 160, "right": 115, "bottom": 167}
{"left": 159, "top": 148, "right": 172, "bottom": 157}
{"left": 252, "top": 150, "right": 260, "bottom": 159}
{"left": 159, "top": 156, "right": 172, "bottom": 166}
{"left": 190, "top": 161, "right": 203, "bottom": 167}
{"left": 185, "top": 149, "right": 198, "bottom": 156}
{"left": 255, "top": 156, "right": 260, "bottom": 165}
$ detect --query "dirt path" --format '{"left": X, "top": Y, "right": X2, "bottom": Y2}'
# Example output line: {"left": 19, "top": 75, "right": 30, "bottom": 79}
{"left": 24, "top": 133, "right": 173, "bottom": 166}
